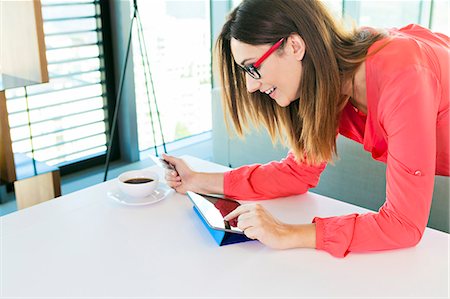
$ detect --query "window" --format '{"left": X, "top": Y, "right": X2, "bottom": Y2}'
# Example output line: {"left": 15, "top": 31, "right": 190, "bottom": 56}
{"left": 5, "top": 0, "right": 109, "bottom": 167}
{"left": 343, "top": 0, "right": 448, "bottom": 35}
{"left": 131, "top": 1, "right": 212, "bottom": 152}
{"left": 232, "top": 1, "right": 446, "bottom": 34}
{"left": 322, "top": 0, "right": 343, "bottom": 18}
{"left": 430, "top": 0, "right": 450, "bottom": 35}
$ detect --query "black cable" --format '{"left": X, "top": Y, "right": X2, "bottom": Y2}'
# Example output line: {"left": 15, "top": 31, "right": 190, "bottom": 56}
{"left": 103, "top": 10, "right": 135, "bottom": 182}
{"left": 136, "top": 10, "right": 168, "bottom": 154}
{"left": 135, "top": 8, "right": 159, "bottom": 157}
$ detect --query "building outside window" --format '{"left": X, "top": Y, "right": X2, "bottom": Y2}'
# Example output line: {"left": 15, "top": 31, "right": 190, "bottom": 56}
{"left": 131, "top": 0, "right": 212, "bottom": 153}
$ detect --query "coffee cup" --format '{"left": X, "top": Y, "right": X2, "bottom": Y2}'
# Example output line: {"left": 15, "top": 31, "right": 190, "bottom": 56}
{"left": 118, "top": 170, "right": 159, "bottom": 198}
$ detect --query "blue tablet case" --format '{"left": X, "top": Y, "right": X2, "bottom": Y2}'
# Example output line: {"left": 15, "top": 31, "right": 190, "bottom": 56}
{"left": 193, "top": 206, "right": 252, "bottom": 246}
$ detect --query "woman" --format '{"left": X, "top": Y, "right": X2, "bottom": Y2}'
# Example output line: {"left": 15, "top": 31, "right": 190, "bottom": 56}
{"left": 164, "top": 0, "right": 449, "bottom": 257}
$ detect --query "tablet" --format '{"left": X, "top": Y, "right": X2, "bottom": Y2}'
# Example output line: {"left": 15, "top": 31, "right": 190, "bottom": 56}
{"left": 186, "top": 191, "right": 244, "bottom": 234}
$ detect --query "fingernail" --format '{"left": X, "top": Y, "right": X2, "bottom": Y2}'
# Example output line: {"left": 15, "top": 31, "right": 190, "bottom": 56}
{"left": 171, "top": 171, "right": 177, "bottom": 176}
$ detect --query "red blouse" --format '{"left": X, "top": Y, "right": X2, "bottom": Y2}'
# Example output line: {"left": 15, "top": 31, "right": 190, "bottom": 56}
{"left": 223, "top": 24, "right": 449, "bottom": 257}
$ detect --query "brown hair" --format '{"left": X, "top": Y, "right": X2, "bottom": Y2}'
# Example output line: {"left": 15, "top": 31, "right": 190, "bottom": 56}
{"left": 216, "top": 0, "right": 386, "bottom": 165}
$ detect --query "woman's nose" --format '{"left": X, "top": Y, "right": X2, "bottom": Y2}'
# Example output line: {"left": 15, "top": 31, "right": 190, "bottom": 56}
{"left": 245, "top": 74, "right": 261, "bottom": 93}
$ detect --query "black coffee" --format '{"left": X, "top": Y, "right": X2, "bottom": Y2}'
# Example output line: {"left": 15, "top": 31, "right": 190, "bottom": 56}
{"left": 124, "top": 178, "right": 153, "bottom": 184}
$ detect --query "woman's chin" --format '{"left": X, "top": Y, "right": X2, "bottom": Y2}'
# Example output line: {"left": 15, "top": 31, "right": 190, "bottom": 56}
{"left": 274, "top": 98, "right": 292, "bottom": 107}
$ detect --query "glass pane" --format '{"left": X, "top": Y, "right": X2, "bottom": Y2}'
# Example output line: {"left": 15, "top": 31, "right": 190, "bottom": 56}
{"left": 231, "top": 1, "right": 342, "bottom": 17}
{"left": 7, "top": 84, "right": 103, "bottom": 112}
{"left": 48, "top": 145, "right": 106, "bottom": 166}
{"left": 322, "top": 0, "right": 343, "bottom": 18}
{"left": 431, "top": 0, "right": 450, "bottom": 35}
{"left": 47, "top": 57, "right": 101, "bottom": 76}
{"left": 29, "top": 109, "right": 106, "bottom": 137}
{"left": 45, "top": 31, "right": 101, "bottom": 48}
{"left": 46, "top": 44, "right": 100, "bottom": 64}
{"left": 33, "top": 134, "right": 106, "bottom": 162}
{"left": 352, "top": 0, "right": 422, "bottom": 27}
{"left": 43, "top": 0, "right": 94, "bottom": 5}
{"left": 42, "top": 3, "right": 97, "bottom": 20}
{"left": 132, "top": 0, "right": 212, "bottom": 152}
{"left": 43, "top": 18, "right": 98, "bottom": 35}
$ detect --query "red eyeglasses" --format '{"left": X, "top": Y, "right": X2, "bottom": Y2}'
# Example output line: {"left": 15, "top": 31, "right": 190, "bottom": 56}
{"left": 238, "top": 37, "right": 285, "bottom": 79}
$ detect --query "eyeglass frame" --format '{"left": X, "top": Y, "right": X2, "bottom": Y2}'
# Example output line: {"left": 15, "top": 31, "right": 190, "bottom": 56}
{"left": 237, "top": 37, "right": 285, "bottom": 79}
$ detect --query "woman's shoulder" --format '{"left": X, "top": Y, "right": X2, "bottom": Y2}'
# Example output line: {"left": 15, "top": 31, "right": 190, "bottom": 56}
{"left": 395, "top": 24, "right": 449, "bottom": 45}
{"left": 364, "top": 25, "right": 447, "bottom": 126}
{"left": 370, "top": 24, "right": 448, "bottom": 51}
{"left": 366, "top": 24, "right": 448, "bottom": 79}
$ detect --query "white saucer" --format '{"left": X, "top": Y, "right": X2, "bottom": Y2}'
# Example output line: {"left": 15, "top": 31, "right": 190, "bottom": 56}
{"left": 107, "top": 186, "right": 171, "bottom": 206}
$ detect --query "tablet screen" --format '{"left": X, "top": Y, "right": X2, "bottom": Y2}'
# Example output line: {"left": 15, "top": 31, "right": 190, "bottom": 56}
{"left": 187, "top": 191, "right": 243, "bottom": 234}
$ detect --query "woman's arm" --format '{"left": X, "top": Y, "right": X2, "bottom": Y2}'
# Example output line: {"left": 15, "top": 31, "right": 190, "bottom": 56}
{"left": 164, "top": 152, "right": 326, "bottom": 200}
{"left": 163, "top": 154, "right": 224, "bottom": 195}
{"left": 314, "top": 66, "right": 440, "bottom": 257}
{"left": 224, "top": 151, "right": 326, "bottom": 200}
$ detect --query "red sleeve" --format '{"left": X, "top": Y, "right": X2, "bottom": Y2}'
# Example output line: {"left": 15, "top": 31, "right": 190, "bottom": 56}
{"left": 223, "top": 152, "right": 326, "bottom": 200}
{"left": 314, "top": 66, "right": 440, "bottom": 257}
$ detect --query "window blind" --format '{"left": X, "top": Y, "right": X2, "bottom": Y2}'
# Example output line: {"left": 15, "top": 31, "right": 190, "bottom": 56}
{"left": 5, "top": 0, "right": 108, "bottom": 166}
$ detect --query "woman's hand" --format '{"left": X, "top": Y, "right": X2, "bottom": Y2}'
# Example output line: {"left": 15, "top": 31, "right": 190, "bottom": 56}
{"left": 224, "top": 204, "right": 316, "bottom": 249}
{"left": 162, "top": 154, "right": 225, "bottom": 195}
{"left": 162, "top": 154, "right": 197, "bottom": 194}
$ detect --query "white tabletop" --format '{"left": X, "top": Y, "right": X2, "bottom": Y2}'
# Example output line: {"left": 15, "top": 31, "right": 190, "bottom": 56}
{"left": 1, "top": 155, "right": 448, "bottom": 298}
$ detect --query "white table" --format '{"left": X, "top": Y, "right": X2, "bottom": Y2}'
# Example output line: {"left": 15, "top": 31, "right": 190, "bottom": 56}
{"left": 1, "top": 156, "right": 448, "bottom": 298}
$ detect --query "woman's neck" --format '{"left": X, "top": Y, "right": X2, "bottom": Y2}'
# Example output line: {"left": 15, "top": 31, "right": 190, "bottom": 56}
{"left": 342, "top": 62, "right": 368, "bottom": 115}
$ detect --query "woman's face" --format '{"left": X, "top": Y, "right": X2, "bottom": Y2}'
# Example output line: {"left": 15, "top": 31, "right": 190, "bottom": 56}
{"left": 230, "top": 35, "right": 305, "bottom": 107}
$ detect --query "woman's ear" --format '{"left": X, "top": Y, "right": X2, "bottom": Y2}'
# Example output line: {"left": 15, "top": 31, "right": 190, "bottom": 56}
{"left": 287, "top": 33, "right": 306, "bottom": 61}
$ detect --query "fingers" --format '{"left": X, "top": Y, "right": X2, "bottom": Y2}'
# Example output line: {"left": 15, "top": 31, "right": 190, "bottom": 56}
{"left": 173, "top": 185, "right": 187, "bottom": 195}
{"left": 224, "top": 204, "right": 253, "bottom": 221}
{"left": 243, "top": 227, "right": 258, "bottom": 240}
{"left": 167, "top": 180, "right": 181, "bottom": 187}
{"left": 236, "top": 213, "right": 254, "bottom": 231}
{"left": 160, "top": 154, "right": 178, "bottom": 173}
{"left": 162, "top": 155, "right": 180, "bottom": 183}
{"left": 224, "top": 203, "right": 263, "bottom": 221}
{"left": 165, "top": 170, "right": 180, "bottom": 181}
{"left": 165, "top": 169, "right": 181, "bottom": 188}
{"left": 161, "top": 154, "right": 185, "bottom": 192}
{"left": 165, "top": 171, "right": 180, "bottom": 182}
{"left": 224, "top": 204, "right": 267, "bottom": 241}
{"left": 162, "top": 154, "right": 178, "bottom": 167}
